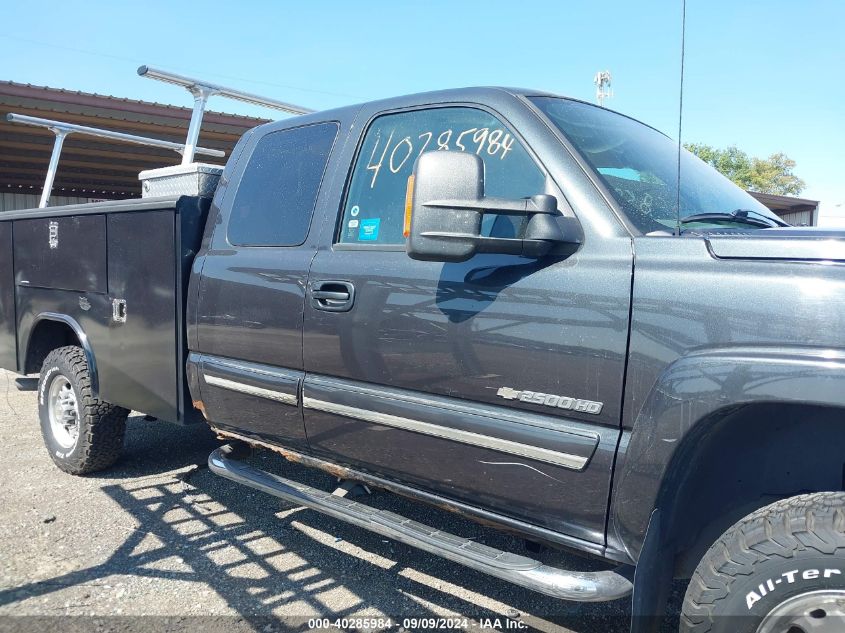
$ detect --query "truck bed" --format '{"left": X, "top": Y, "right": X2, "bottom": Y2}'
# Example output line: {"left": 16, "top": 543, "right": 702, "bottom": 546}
{"left": 0, "top": 195, "right": 210, "bottom": 423}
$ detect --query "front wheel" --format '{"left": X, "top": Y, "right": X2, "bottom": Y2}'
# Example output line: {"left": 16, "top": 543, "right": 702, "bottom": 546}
{"left": 38, "top": 345, "right": 129, "bottom": 474}
{"left": 681, "top": 492, "right": 845, "bottom": 633}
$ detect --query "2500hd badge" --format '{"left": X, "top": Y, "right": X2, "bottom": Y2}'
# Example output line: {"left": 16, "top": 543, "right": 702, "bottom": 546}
{"left": 496, "top": 387, "right": 603, "bottom": 414}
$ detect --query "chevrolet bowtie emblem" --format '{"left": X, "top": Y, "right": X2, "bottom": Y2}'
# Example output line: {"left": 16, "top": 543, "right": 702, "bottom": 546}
{"left": 496, "top": 386, "right": 603, "bottom": 415}
{"left": 496, "top": 387, "right": 522, "bottom": 400}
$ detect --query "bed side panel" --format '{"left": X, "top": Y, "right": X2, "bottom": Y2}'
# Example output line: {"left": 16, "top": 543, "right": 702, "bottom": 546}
{"left": 0, "top": 223, "right": 16, "bottom": 370}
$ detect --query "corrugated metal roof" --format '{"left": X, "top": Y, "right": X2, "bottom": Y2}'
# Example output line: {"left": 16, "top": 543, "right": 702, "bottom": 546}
{"left": 0, "top": 80, "right": 270, "bottom": 125}
{"left": 748, "top": 191, "right": 819, "bottom": 212}
{"left": 747, "top": 192, "right": 819, "bottom": 226}
{"left": 0, "top": 82, "right": 273, "bottom": 199}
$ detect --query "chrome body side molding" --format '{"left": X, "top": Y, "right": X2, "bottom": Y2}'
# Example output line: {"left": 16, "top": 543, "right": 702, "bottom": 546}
{"left": 304, "top": 396, "right": 590, "bottom": 471}
{"left": 303, "top": 374, "right": 600, "bottom": 472}
{"left": 190, "top": 353, "right": 308, "bottom": 445}
{"left": 197, "top": 353, "right": 301, "bottom": 407}
{"left": 205, "top": 374, "right": 297, "bottom": 405}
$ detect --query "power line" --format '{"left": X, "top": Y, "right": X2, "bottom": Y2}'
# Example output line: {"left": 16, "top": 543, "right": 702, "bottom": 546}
{"left": 0, "top": 34, "right": 363, "bottom": 101}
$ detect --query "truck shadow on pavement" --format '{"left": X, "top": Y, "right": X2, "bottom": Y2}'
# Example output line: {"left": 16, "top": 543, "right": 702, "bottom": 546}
{"left": 2, "top": 417, "right": 685, "bottom": 632}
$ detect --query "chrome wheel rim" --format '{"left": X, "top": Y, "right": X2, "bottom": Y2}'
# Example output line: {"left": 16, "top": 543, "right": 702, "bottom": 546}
{"left": 48, "top": 375, "right": 79, "bottom": 449}
{"left": 756, "top": 590, "right": 845, "bottom": 633}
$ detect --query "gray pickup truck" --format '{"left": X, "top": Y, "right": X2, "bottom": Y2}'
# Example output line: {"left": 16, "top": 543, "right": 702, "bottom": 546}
{"left": 2, "top": 88, "right": 844, "bottom": 633}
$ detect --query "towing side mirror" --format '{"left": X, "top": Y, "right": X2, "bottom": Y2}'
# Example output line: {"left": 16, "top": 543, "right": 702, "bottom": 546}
{"left": 405, "top": 151, "right": 568, "bottom": 263}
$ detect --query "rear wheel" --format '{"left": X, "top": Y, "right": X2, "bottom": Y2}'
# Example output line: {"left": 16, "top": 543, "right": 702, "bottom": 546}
{"left": 681, "top": 492, "right": 845, "bottom": 633}
{"left": 38, "top": 346, "right": 129, "bottom": 474}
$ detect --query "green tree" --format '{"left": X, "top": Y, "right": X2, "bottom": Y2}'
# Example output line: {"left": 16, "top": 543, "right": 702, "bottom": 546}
{"left": 684, "top": 143, "right": 806, "bottom": 196}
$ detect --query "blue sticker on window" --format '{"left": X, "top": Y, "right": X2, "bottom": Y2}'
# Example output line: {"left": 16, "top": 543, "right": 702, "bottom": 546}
{"left": 598, "top": 167, "right": 643, "bottom": 181}
{"left": 358, "top": 218, "right": 381, "bottom": 241}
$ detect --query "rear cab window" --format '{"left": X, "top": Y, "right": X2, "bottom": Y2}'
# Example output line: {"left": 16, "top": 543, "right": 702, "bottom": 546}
{"left": 227, "top": 121, "right": 339, "bottom": 247}
{"left": 338, "top": 107, "right": 546, "bottom": 246}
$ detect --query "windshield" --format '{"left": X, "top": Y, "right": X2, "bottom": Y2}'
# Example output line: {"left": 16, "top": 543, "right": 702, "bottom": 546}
{"left": 530, "top": 97, "right": 784, "bottom": 233}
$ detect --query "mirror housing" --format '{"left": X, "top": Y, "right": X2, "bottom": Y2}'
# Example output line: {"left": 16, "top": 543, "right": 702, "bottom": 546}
{"left": 406, "top": 151, "right": 568, "bottom": 263}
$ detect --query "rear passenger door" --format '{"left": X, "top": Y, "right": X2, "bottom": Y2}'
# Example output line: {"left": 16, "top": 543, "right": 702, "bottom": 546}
{"left": 302, "top": 103, "right": 632, "bottom": 544}
{"left": 193, "top": 121, "right": 340, "bottom": 447}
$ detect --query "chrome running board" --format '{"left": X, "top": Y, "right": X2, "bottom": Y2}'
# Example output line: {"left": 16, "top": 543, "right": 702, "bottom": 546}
{"left": 208, "top": 444, "right": 633, "bottom": 602}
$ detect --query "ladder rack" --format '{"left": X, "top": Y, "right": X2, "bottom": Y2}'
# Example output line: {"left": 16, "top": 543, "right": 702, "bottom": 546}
{"left": 7, "top": 65, "right": 316, "bottom": 207}
{"left": 137, "top": 66, "right": 314, "bottom": 165}
{"left": 5, "top": 113, "right": 226, "bottom": 208}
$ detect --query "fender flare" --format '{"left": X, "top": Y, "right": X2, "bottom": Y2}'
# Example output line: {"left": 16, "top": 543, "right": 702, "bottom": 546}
{"left": 27, "top": 312, "right": 99, "bottom": 395}
{"left": 610, "top": 345, "right": 845, "bottom": 562}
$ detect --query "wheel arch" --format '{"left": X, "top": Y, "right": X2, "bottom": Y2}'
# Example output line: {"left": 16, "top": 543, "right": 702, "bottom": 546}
{"left": 612, "top": 346, "right": 845, "bottom": 564}
{"left": 659, "top": 402, "right": 845, "bottom": 577}
{"left": 25, "top": 313, "right": 99, "bottom": 394}
{"left": 622, "top": 349, "right": 845, "bottom": 629}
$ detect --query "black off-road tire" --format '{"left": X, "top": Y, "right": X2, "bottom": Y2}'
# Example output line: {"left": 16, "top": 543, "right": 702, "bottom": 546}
{"left": 38, "top": 345, "right": 129, "bottom": 475}
{"left": 681, "top": 492, "right": 845, "bottom": 633}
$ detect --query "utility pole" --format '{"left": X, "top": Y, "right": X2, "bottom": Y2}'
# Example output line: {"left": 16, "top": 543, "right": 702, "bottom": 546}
{"left": 594, "top": 70, "right": 613, "bottom": 107}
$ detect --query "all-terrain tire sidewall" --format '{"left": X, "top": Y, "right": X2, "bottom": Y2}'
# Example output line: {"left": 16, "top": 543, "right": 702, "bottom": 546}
{"left": 37, "top": 346, "right": 128, "bottom": 475}
{"left": 38, "top": 356, "right": 83, "bottom": 468}
{"left": 707, "top": 556, "right": 844, "bottom": 630}
{"left": 681, "top": 492, "right": 845, "bottom": 633}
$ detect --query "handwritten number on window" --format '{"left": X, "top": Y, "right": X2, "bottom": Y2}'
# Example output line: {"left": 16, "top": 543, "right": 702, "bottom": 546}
{"left": 365, "top": 126, "right": 516, "bottom": 188}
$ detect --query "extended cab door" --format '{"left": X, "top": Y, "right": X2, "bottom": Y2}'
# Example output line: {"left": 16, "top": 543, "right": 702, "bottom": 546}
{"left": 191, "top": 120, "right": 342, "bottom": 447}
{"left": 302, "top": 97, "right": 633, "bottom": 544}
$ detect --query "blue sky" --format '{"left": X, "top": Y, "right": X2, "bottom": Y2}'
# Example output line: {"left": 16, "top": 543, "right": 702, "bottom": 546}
{"left": 2, "top": 1, "right": 843, "bottom": 220}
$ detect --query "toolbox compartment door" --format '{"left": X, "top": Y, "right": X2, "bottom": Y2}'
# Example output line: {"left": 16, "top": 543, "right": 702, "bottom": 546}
{"left": 14, "top": 215, "right": 107, "bottom": 293}
{"left": 101, "top": 209, "right": 178, "bottom": 420}
{"left": 100, "top": 197, "right": 209, "bottom": 422}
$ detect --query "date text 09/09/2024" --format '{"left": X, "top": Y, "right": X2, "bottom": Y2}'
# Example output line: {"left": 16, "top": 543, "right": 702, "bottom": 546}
{"left": 307, "top": 618, "right": 527, "bottom": 630}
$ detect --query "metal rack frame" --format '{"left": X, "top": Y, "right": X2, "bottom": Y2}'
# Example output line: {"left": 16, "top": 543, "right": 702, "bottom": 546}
{"left": 5, "top": 113, "right": 226, "bottom": 208}
{"left": 8, "top": 66, "right": 316, "bottom": 207}
{"left": 137, "top": 66, "right": 314, "bottom": 165}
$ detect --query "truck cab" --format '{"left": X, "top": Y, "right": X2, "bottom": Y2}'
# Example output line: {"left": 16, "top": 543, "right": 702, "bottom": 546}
{"left": 189, "top": 88, "right": 631, "bottom": 553}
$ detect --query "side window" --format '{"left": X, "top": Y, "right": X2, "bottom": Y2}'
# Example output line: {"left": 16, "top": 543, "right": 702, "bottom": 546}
{"left": 228, "top": 122, "right": 338, "bottom": 247}
{"left": 339, "top": 107, "right": 545, "bottom": 245}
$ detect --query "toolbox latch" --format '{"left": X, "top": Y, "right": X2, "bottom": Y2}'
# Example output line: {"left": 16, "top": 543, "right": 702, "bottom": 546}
{"left": 112, "top": 299, "right": 127, "bottom": 323}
